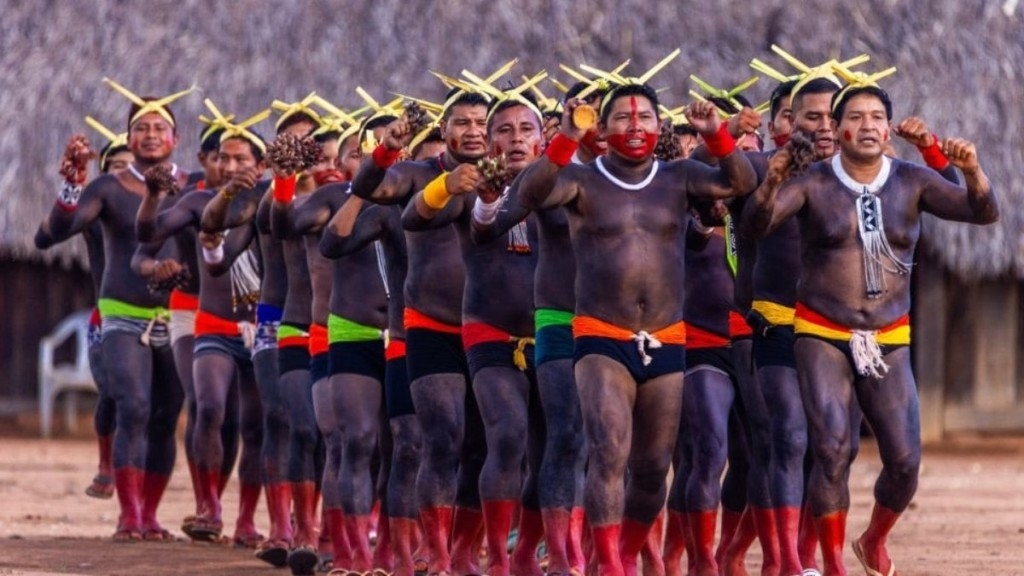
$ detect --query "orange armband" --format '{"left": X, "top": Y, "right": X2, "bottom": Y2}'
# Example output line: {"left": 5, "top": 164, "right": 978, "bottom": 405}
{"left": 422, "top": 172, "right": 451, "bottom": 210}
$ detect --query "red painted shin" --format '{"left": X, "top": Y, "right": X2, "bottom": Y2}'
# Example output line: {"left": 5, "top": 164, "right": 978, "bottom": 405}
{"left": 235, "top": 482, "right": 262, "bottom": 535}
{"left": 775, "top": 506, "right": 802, "bottom": 575}
{"left": 451, "top": 505, "right": 484, "bottom": 575}
{"left": 373, "top": 513, "right": 395, "bottom": 571}
{"left": 344, "top": 514, "right": 374, "bottom": 571}
{"left": 855, "top": 504, "right": 901, "bottom": 576}
{"left": 391, "top": 517, "right": 419, "bottom": 576}
{"left": 197, "top": 468, "right": 223, "bottom": 522}
{"left": 567, "top": 507, "right": 587, "bottom": 572}
{"left": 114, "top": 467, "right": 143, "bottom": 530}
{"left": 481, "top": 500, "right": 516, "bottom": 576}
{"left": 619, "top": 517, "right": 652, "bottom": 576}
{"left": 797, "top": 502, "right": 819, "bottom": 572}
{"left": 662, "top": 511, "right": 687, "bottom": 576}
{"left": 815, "top": 510, "right": 847, "bottom": 576}
{"left": 715, "top": 508, "right": 743, "bottom": 568}
{"left": 265, "top": 482, "right": 294, "bottom": 543}
{"left": 140, "top": 471, "right": 172, "bottom": 528}
{"left": 687, "top": 511, "right": 718, "bottom": 576}
{"left": 510, "top": 507, "right": 545, "bottom": 576}
{"left": 419, "top": 506, "right": 453, "bottom": 574}
{"left": 98, "top": 435, "right": 114, "bottom": 476}
{"left": 750, "top": 507, "right": 782, "bottom": 575}
{"left": 591, "top": 523, "right": 624, "bottom": 576}
{"left": 541, "top": 508, "right": 572, "bottom": 574}
{"left": 640, "top": 511, "right": 666, "bottom": 576}
{"left": 722, "top": 508, "right": 756, "bottom": 575}
{"left": 324, "top": 508, "right": 352, "bottom": 569}
{"left": 292, "top": 481, "right": 319, "bottom": 548}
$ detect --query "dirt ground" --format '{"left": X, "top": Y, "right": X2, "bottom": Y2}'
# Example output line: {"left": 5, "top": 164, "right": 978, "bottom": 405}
{"left": 0, "top": 436, "right": 1023, "bottom": 576}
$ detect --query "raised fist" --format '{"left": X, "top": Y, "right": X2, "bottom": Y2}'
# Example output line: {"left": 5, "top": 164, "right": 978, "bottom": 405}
{"left": 942, "top": 138, "right": 980, "bottom": 174}
{"left": 894, "top": 117, "right": 934, "bottom": 148}
{"left": 445, "top": 163, "right": 482, "bottom": 197}
{"left": 683, "top": 101, "right": 723, "bottom": 135}
{"left": 58, "top": 134, "right": 95, "bottom": 185}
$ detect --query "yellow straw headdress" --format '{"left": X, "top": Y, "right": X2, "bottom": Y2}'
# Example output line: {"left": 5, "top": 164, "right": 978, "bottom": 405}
{"left": 103, "top": 77, "right": 197, "bottom": 128}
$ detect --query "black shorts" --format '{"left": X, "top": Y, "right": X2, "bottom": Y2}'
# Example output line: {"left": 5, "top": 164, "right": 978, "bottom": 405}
{"left": 574, "top": 336, "right": 686, "bottom": 384}
{"left": 310, "top": 352, "right": 330, "bottom": 383}
{"left": 753, "top": 325, "right": 796, "bottom": 369}
{"left": 327, "top": 340, "right": 386, "bottom": 381}
{"left": 685, "top": 346, "right": 736, "bottom": 382}
{"left": 278, "top": 346, "right": 311, "bottom": 375}
{"left": 535, "top": 323, "right": 574, "bottom": 366}
{"left": 466, "top": 341, "right": 536, "bottom": 377}
{"left": 796, "top": 334, "right": 907, "bottom": 377}
{"left": 194, "top": 334, "right": 252, "bottom": 365}
{"left": 405, "top": 328, "right": 470, "bottom": 382}
{"left": 385, "top": 356, "right": 415, "bottom": 419}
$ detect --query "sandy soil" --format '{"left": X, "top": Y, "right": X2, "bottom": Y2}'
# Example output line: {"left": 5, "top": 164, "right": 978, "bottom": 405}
{"left": 0, "top": 435, "right": 1023, "bottom": 575}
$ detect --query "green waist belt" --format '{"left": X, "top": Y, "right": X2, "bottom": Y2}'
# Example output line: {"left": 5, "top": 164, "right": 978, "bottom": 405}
{"left": 535, "top": 308, "right": 574, "bottom": 332}
{"left": 97, "top": 298, "right": 168, "bottom": 321}
{"left": 328, "top": 314, "right": 384, "bottom": 343}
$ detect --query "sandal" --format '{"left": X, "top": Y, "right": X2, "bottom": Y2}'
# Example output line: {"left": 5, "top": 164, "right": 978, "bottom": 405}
{"left": 233, "top": 531, "right": 266, "bottom": 549}
{"left": 85, "top": 474, "right": 115, "bottom": 499}
{"left": 142, "top": 527, "right": 176, "bottom": 542}
{"left": 112, "top": 527, "right": 142, "bottom": 542}
{"left": 287, "top": 544, "right": 320, "bottom": 576}
{"left": 188, "top": 515, "right": 224, "bottom": 543}
{"left": 256, "top": 538, "right": 291, "bottom": 568}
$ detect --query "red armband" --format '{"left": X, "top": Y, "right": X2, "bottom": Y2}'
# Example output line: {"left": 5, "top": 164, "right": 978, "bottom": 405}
{"left": 545, "top": 133, "right": 579, "bottom": 167}
{"left": 917, "top": 135, "right": 949, "bottom": 171}
{"left": 273, "top": 174, "right": 297, "bottom": 204}
{"left": 372, "top": 144, "right": 402, "bottom": 169}
{"left": 703, "top": 123, "right": 737, "bottom": 158}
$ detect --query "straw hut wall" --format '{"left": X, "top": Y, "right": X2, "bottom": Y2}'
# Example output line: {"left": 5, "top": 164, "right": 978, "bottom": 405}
{"left": 0, "top": 0, "right": 1021, "bottom": 434}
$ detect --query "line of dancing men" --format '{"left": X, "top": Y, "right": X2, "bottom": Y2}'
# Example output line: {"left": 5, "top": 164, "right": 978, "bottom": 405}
{"left": 36, "top": 47, "right": 996, "bottom": 576}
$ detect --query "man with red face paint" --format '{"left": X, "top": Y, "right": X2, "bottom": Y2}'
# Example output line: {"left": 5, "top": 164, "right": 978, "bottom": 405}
{"left": 403, "top": 92, "right": 547, "bottom": 576}
{"left": 746, "top": 81, "right": 997, "bottom": 576}
{"left": 43, "top": 90, "right": 192, "bottom": 541}
{"left": 518, "top": 82, "right": 756, "bottom": 576}
{"left": 350, "top": 88, "right": 492, "bottom": 576}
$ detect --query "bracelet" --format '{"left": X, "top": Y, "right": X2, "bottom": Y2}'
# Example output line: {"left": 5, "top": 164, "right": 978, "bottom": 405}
{"left": 422, "top": 172, "right": 452, "bottom": 210}
{"left": 219, "top": 186, "right": 237, "bottom": 201}
{"left": 57, "top": 180, "right": 83, "bottom": 210}
{"left": 472, "top": 195, "right": 502, "bottom": 225}
{"left": 273, "top": 174, "right": 297, "bottom": 203}
{"left": 692, "top": 219, "right": 715, "bottom": 236}
{"left": 918, "top": 134, "right": 949, "bottom": 171}
{"left": 545, "top": 133, "right": 579, "bottom": 167}
{"left": 372, "top": 144, "right": 402, "bottom": 169}
{"left": 202, "top": 243, "right": 225, "bottom": 265}
{"left": 703, "top": 123, "right": 737, "bottom": 158}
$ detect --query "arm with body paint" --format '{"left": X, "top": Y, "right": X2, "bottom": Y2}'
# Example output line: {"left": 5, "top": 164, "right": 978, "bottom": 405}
{"left": 741, "top": 148, "right": 807, "bottom": 238}
{"left": 918, "top": 138, "right": 998, "bottom": 224}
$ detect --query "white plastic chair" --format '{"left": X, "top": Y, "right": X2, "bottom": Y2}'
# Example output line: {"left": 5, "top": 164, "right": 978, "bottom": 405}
{"left": 38, "top": 309, "right": 97, "bottom": 437}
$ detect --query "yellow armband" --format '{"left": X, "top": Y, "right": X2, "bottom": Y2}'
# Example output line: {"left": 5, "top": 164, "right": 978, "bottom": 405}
{"left": 422, "top": 172, "right": 451, "bottom": 210}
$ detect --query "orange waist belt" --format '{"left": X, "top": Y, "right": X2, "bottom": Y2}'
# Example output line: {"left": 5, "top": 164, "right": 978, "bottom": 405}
{"left": 169, "top": 289, "right": 200, "bottom": 312}
{"left": 729, "top": 311, "right": 752, "bottom": 338}
{"left": 572, "top": 316, "right": 687, "bottom": 345}
{"left": 404, "top": 307, "right": 461, "bottom": 335}
{"left": 685, "top": 323, "right": 730, "bottom": 349}
{"left": 309, "top": 324, "right": 329, "bottom": 356}
{"left": 195, "top": 309, "right": 243, "bottom": 337}
{"left": 385, "top": 339, "right": 407, "bottom": 361}
{"left": 793, "top": 303, "right": 910, "bottom": 345}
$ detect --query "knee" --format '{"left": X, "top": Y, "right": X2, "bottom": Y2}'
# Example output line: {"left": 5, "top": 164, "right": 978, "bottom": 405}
{"left": 884, "top": 448, "right": 921, "bottom": 483}
{"left": 814, "top": 436, "right": 852, "bottom": 483}
{"left": 196, "top": 402, "right": 226, "bottom": 432}
{"left": 490, "top": 425, "right": 527, "bottom": 471}
{"left": 693, "top": 437, "right": 729, "bottom": 480}
{"left": 343, "top": 423, "right": 378, "bottom": 464}
{"left": 774, "top": 423, "right": 808, "bottom": 464}
{"left": 263, "top": 402, "right": 289, "bottom": 432}
{"left": 290, "top": 419, "right": 318, "bottom": 448}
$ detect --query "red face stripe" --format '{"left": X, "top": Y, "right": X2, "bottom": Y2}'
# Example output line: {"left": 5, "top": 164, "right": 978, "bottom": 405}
{"left": 843, "top": 130, "right": 853, "bottom": 142}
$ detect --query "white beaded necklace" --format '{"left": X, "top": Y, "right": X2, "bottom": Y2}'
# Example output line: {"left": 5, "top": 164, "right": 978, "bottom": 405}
{"left": 595, "top": 157, "right": 659, "bottom": 191}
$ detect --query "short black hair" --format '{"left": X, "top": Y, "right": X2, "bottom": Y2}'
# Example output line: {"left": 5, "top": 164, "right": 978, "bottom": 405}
{"left": 599, "top": 83, "right": 660, "bottom": 125}
{"left": 770, "top": 79, "right": 798, "bottom": 119}
{"left": 277, "top": 111, "right": 319, "bottom": 136}
{"left": 98, "top": 143, "right": 129, "bottom": 173}
{"left": 128, "top": 97, "right": 177, "bottom": 133}
{"left": 672, "top": 123, "right": 698, "bottom": 137}
{"left": 707, "top": 93, "right": 752, "bottom": 116}
{"left": 831, "top": 85, "right": 893, "bottom": 122}
{"left": 220, "top": 133, "right": 266, "bottom": 163}
{"left": 200, "top": 127, "right": 225, "bottom": 155}
{"left": 410, "top": 127, "right": 443, "bottom": 159}
{"left": 441, "top": 89, "right": 490, "bottom": 124}
{"left": 486, "top": 92, "right": 541, "bottom": 133}
{"left": 791, "top": 78, "right": 840, "bottom": 114}
{"left": 566, "top": 80, "right": 609, "bottom": 105}
{"left": 313, "top": 130, "right": 341, "bottom": 144}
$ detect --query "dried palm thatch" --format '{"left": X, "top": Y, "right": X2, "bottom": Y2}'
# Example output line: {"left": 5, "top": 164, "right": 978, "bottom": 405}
{"left": 0, "top": 0, "right": 1020, "bottom": 279}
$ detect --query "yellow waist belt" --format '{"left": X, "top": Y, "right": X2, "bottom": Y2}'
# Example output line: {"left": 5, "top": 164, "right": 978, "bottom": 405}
{"left": 751, "top": 300, "right": 795, "bottom": 327}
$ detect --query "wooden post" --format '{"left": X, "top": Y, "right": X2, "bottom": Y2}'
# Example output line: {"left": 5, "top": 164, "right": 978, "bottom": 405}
{"left": 971, "top": 280, "right": 1019, "bottom": 409}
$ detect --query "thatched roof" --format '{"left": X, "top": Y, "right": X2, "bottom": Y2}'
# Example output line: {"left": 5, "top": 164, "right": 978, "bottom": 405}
{"left": 2, "top": 0, "right": 1021, "bottom": 279}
